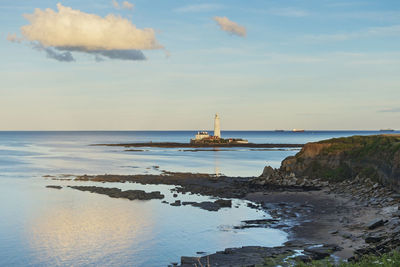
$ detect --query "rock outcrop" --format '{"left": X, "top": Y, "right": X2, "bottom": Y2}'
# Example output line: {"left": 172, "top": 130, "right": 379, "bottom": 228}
{"left": 253, "top": 165, "right": 328, "bottom": 189}
{"left": 280, "top": 135, "right": 400, "bottom": 190}
{"left": 68, "top": 186, "right": 165, "bottom": 200}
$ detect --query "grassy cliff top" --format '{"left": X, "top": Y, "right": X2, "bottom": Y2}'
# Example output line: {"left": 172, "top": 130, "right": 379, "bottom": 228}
{"left": 314, "top": 135, "right": 400, "bottom": 157}
{"left": 283, "top": 134, "right": 400, "bottom": 184}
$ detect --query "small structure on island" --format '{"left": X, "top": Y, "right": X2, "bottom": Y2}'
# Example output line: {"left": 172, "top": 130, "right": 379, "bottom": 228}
{"left": 193, "top": 131, "right": 210, "bottom": 140}
{"left": 191, "top": 114, "right": 248, "bottom": 144}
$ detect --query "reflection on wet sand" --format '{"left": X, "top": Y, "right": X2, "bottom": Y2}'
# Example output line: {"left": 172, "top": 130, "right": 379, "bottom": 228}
{"left": 27, "top": 195, "right": 155, "bottom": 266}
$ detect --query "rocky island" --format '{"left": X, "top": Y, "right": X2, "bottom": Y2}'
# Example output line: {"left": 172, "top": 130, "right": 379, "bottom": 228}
{"left": 94, "top": 141, "right": 303, "bottom": 149}
{"left": 93, "top": 114, "right": 304, "bottom": 149}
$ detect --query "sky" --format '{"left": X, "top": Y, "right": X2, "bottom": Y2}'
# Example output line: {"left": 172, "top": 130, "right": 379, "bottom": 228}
{"left": 0, "top": 0, "right": 399, "bottom": 130}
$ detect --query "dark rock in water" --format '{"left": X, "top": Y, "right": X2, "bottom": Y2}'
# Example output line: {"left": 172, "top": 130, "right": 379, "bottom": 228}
{"left": 46, "top": 185, "right": 62, "bottom": 190}
{"left": 119, "top": 190, "right": 164, "bottom": 200}
{"left": 68, "top": 186, "right": 164, "bottom": 200}
{"left": 214, "top": 199, "right": 232, "bottom": 208}
{"left": 235, "top": 218, "right": 280, "bottom": 229}
{"left": 181, "top": 201, "right": 197, "bottom": 206}
{"left": 242, "top": 219, "right": 279, "bottom": 225}
{"left": 173, "top": 193, "right": 178, "bottom": 198}
{"left": 367, "top": 219, "right": 387, "bottom": 230}
{"left": 180, "top": 199, "right": 233, "bottom": 211}
{"left": 247, "top": 202, "right": 259, "bottom": 209}
{"left": 190, "top": 201, "right": 220, "bottom": 211}
{"left": 170, "top": 200, "right": 181, "bottom": 206}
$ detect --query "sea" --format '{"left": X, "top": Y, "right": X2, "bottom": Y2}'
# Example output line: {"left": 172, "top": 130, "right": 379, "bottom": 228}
{"left": 0, "top": 130, "right": 397, "bottom": 266}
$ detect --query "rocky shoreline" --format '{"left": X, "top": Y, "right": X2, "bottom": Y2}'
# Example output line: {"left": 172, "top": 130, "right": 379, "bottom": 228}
{"left": 175, "top": 170, "right": 400, "bottom": 266}
{"left": 45, "top": 168, "right": 400, "bottom": 266}
{"left": 252, "top": 169, "right": 400, "bottom": 260}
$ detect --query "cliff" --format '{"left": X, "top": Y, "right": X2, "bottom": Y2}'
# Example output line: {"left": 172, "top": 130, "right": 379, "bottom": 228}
{"left": 280, "top": 135, "right": 400, "bottom": 189}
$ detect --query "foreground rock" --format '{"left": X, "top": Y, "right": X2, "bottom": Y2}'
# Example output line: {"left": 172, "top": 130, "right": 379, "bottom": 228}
{"left": 68, "top": 186, "right": 164, "bottom": 200}
{"left": 252, "top": 165, "right": 327, "bottom": 189}
{"left": 46, "top": 185, "right": 62, "bottom": 189}
{"left": 177, "top": 199, "right": 232, "bottom": 211}
{"left": 177, "top": 243, "right": 342, "bottom": 267}
{"left": 179, "top": 246, "right": 293, "bottom": 267}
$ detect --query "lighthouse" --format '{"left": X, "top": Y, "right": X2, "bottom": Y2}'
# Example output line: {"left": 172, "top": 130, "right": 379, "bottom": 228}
{"left": 214, "top": 114, "right": 221, "bottom": 138}
{"left": 190, "top": 113, "right": 247, "bottom": 144}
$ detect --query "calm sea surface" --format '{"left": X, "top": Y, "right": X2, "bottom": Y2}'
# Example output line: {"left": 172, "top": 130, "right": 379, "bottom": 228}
{"left": 0, "top": 131, "right": 397, "bottom": 266}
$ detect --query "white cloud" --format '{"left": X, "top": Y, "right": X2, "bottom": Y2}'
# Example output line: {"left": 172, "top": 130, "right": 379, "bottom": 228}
{"left": 11, "top": 3, "right": 161, "bottom": 61}
{"left": 213, "top": 16, "right": 246, "bottom": 37}
{"left": 6, "top": 33, "right": 23, "bottom": 43}
{"left": 122, "top": 1, "right": 134, "bottom": 10}
{"left": 20, "top": 3, "right": 159, "bottom": 51}
{"left": 174, "top": 4, "right": 222, "bottom": 13}
{"left": 113, "top": 0, "right": 134, "bottom": 10}
{"left": 112, "top": 0, "right": 120, "bottom": 9}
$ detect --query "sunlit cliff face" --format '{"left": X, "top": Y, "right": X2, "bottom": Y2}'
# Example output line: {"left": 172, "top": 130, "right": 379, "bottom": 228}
{"left": 26, "top": 197, "right": 155, "bottom": 265}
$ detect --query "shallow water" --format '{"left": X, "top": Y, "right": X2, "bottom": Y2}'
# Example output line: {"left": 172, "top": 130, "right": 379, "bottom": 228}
{"left": 0, "top": 131, "right": 397, "bottom": 266}
{"left": 0, "top": 177, "right": 287, "bottom": 266}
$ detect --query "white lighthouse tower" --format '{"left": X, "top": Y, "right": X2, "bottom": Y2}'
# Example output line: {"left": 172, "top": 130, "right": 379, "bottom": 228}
{"left": 214, "top": 114, "right": 221, "bottom": 138}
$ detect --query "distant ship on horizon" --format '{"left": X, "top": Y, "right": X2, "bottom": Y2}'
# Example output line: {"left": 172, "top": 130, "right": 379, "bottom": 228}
{"left": 292, "top": 129, "right": 305, "bottom": 132}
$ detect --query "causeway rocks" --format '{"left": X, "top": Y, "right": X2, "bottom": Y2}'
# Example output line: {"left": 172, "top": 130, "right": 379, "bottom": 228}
{"left": 68, "top": 186, "right": 165, "bottom": 200}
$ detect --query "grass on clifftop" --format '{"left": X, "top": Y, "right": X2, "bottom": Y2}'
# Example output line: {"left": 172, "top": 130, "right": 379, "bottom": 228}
{"left": 296, "top": 250, "right": 400, "bottom": 267}
{"left": 293, "top": 135, "right": 400, "bottom": 182}
{"left": 318, "top": 135, "right": 400, "bottom": 157}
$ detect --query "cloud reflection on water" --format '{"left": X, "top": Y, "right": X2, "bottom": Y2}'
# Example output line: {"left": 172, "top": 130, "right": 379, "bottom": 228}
{"left": 27, "top": 194, "right": 155, "bottom": 266}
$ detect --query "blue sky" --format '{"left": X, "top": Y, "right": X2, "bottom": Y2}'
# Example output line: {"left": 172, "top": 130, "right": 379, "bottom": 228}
{"left": 1, "top": 0, "right": 399, "bottom": 130}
